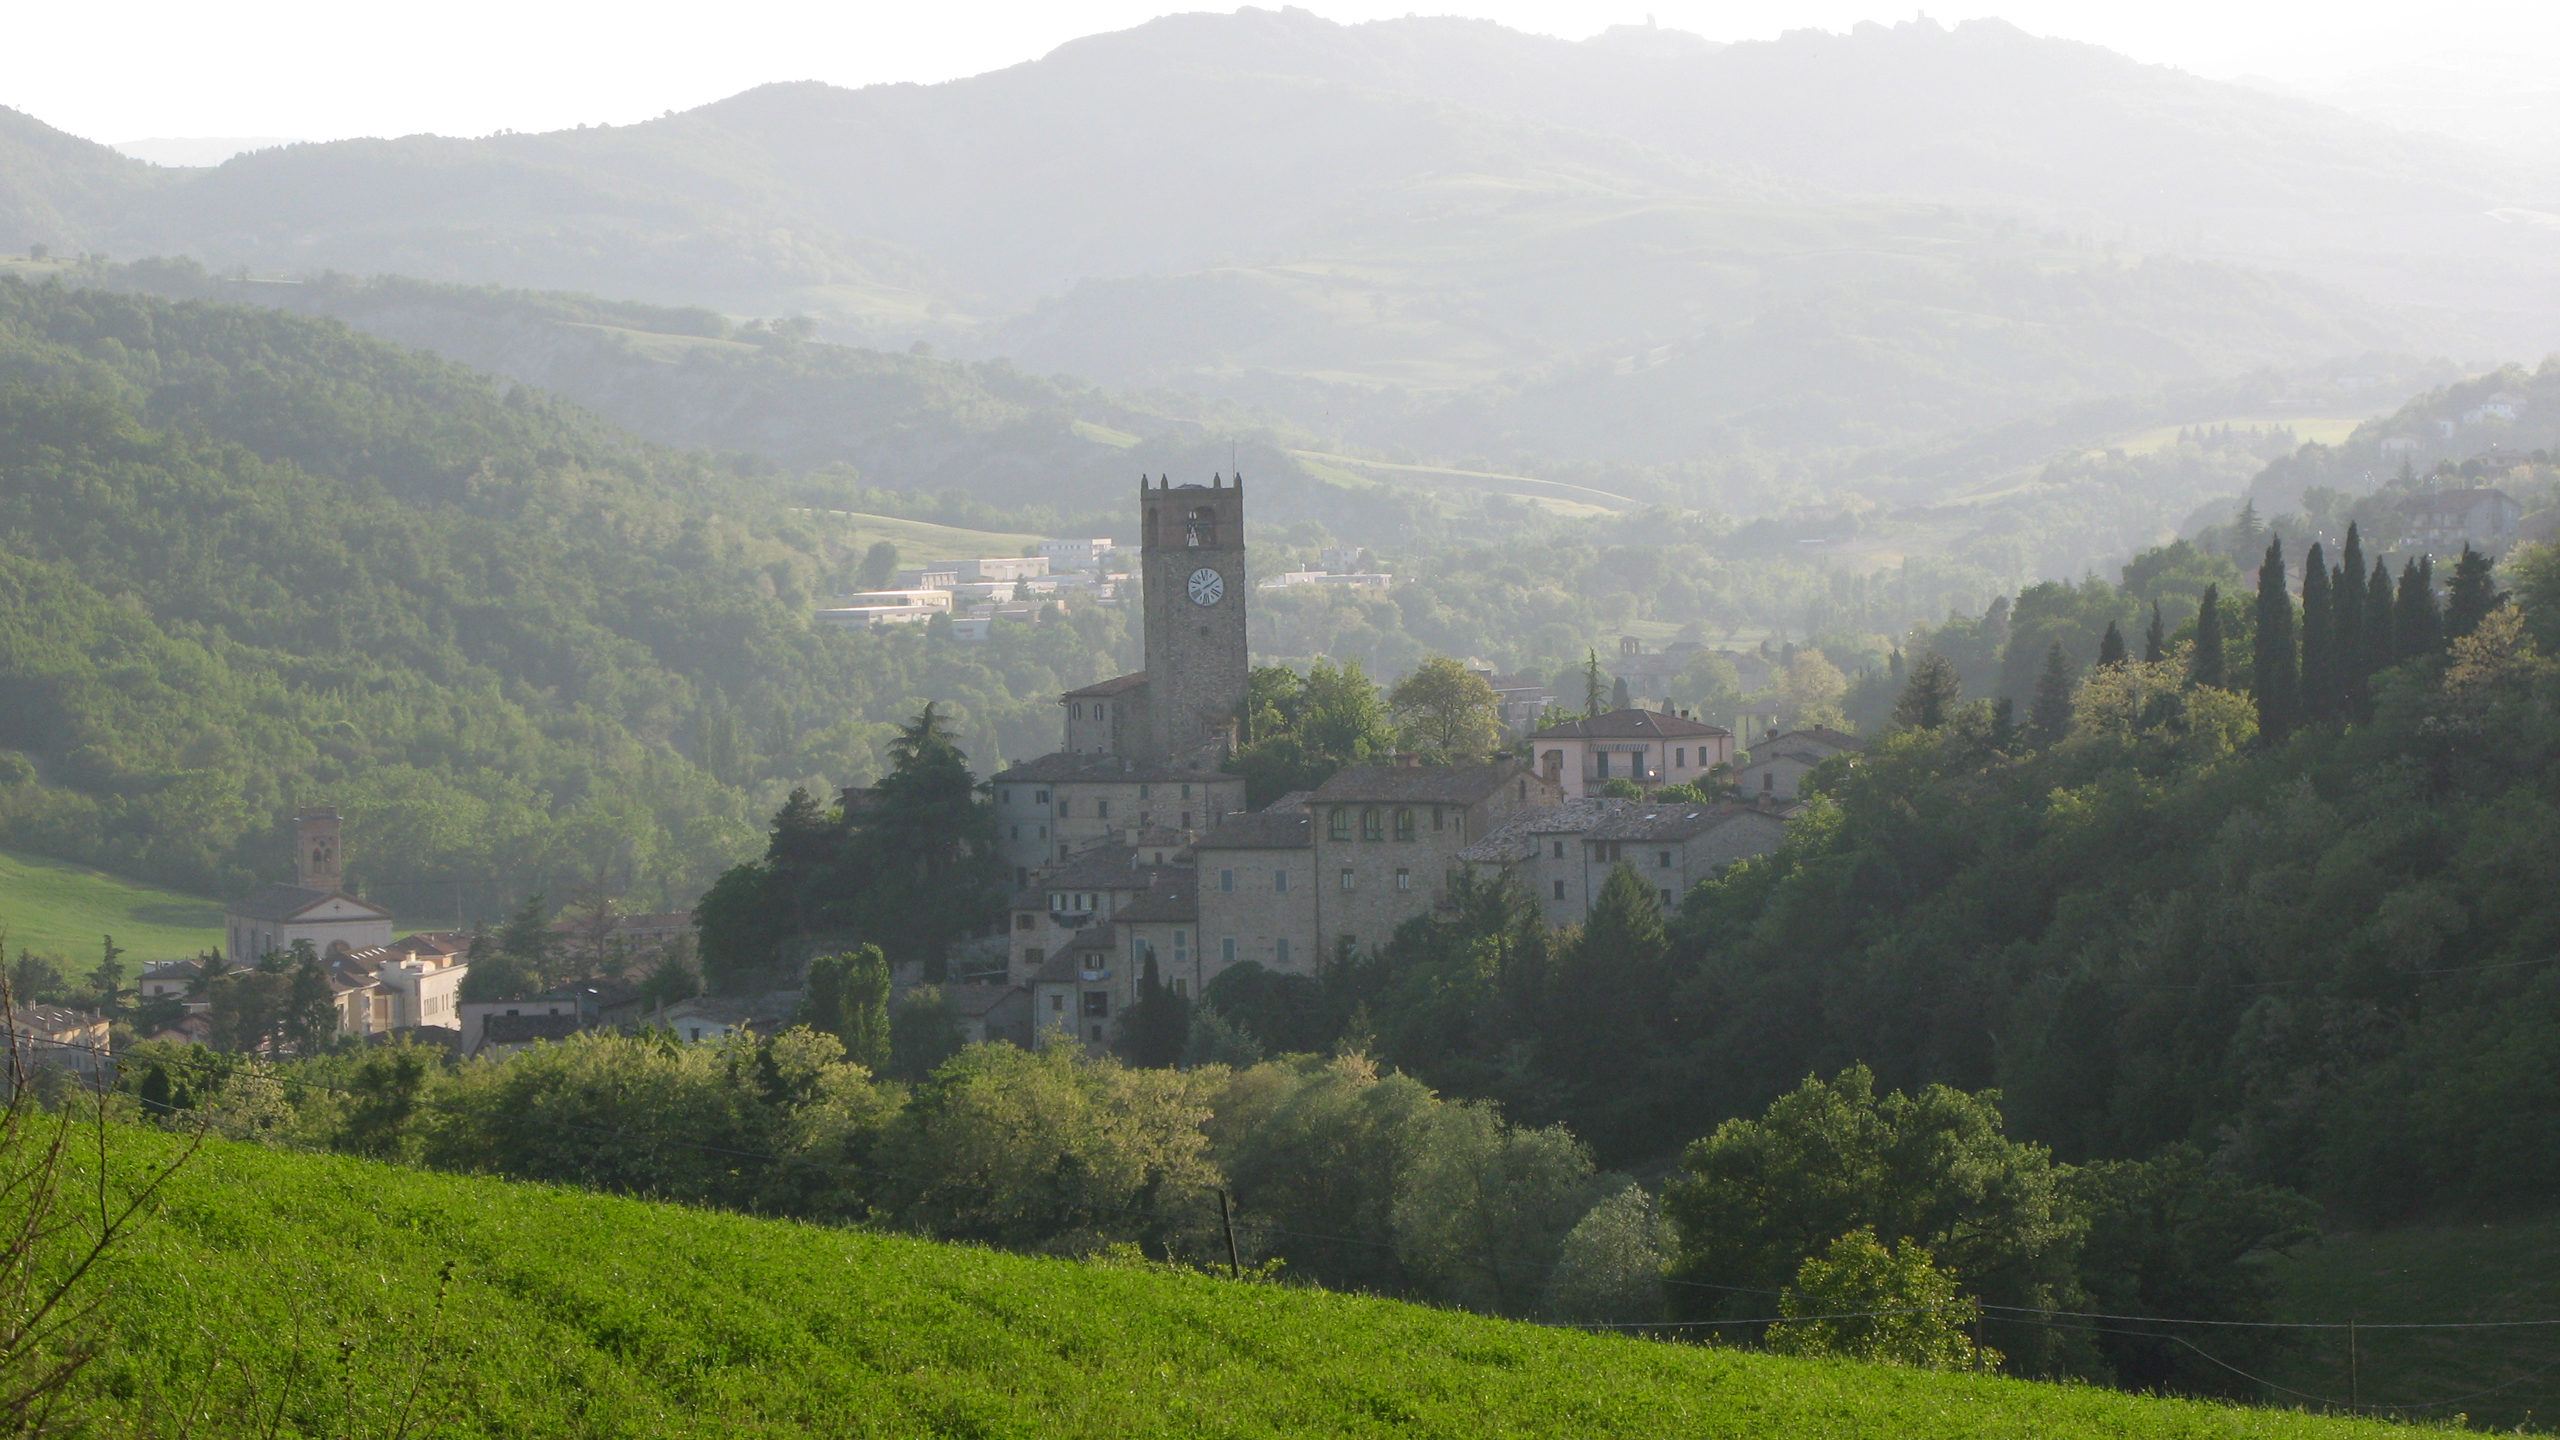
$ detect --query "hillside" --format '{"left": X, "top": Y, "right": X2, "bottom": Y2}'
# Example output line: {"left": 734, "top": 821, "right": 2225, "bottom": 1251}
{"left": 73, "top": 1127, "right": 2413, "bottom": 1437}
{"left": 0, "top": 846, "right": 221, "bottom": 965}
{"left": 0, "top": 280, "right": 1136, "bottom": 903}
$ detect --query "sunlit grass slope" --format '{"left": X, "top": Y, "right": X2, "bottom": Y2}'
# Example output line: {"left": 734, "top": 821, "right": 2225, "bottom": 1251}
{"left": 78, "top": 1129, "right": 2427, "bottom": 1438}
{"left": 0, "top": 847, "right": 223, "bottom": 968}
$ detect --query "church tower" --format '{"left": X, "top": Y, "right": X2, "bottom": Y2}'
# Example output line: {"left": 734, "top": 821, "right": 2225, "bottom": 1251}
{"left": 1138, "top": 474, "right": 1250, "bottom": 765}
{"left": 294, "top": 807, "right": 344, "bottom": 892}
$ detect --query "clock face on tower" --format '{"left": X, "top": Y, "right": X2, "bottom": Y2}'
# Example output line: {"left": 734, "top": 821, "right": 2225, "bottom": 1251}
{"left": 1187, "top": 567, "right": 1226, "bottom": 607}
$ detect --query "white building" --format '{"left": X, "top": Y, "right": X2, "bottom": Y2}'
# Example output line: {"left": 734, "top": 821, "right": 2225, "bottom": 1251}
{"left": 1530, "top": 709, "right": 1734, "bottom": 798}
{"left": 1464, "top": 798, "right": 1786, "bottom": 923}
{"left": 224, "top": 809, "right": 395, "bottom": 962}
{"left": 1039, "top": 538, "right": 1117, "bottom": 572}
{"left": 1735, "top": 727, "right": 1863, "bottom": 801}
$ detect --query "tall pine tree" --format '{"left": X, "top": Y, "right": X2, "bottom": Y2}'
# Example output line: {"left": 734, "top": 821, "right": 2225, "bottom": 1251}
{"left": 2026, "top": 642, "right": 2076, "bottom": 749}
{"left": 845, "top": 703, "right": 1006, "bottom": 980}
{"left": 2444, "top": 545, "right": 2502, "bottom": 641}
{"left": 2097, "top": 620, "right": 2128, "bottom": 669}
{"left": 2253, "top": 538, "right": 2297, "bottom": 743}
{"left": 1890, "top": 653, "right": 1961, "bottom": 731}
{"left": 2143, "top": 603, "right": 2166, "bottom": 664}
{"left": 2190, "top": 584, "right": 2226, "bottom": 689}
{"left": 2298, "top": 542, "right": 2335, "bottom": 724}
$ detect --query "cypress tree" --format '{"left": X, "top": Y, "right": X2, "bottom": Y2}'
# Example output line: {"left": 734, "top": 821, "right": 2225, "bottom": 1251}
{"left": 2097, "top": 620, "right": 2127, "bottom": 669}
{"left": 2365, "top": 560, "right": 2395, "bottom": 687}
{"left": 2026, "top": 642, "right": 2076, "bottom": 749}
{"left": 2298, "top": 542, "right": 2335, "bottom": 724}
{"left": 2444, "top": 545, "right": 2502, "bottom": 641}
{"left": 1584, "top": 649, "right": 1606, "bottom": 718}
{"left": 2143, "top": 603, "right": 2166, "bottom": 664}
{"left": 2336, "top": 524, "right": 2367, "bottom": 712}
{"left": 2253, "top": 538, "right": 2297, "bottom": 743}
{"left": 2396, "top": 557, "right": 2440, "bottom": 658}
{"left": 2190, "top": 585, "right": 2226, "bottom": 689}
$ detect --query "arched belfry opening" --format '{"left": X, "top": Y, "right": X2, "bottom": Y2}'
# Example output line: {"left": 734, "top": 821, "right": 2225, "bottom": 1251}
{"left": 1185, "top": 506, "right": 1218, "bottom": 547}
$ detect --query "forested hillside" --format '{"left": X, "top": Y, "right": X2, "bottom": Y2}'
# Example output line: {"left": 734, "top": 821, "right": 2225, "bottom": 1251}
{"left": 0, "top": 279, "right": 1133, "bottom": 908}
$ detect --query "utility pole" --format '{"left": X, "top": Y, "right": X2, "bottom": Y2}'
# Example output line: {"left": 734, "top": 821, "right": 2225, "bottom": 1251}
{"left": 1218, "top": 1189, "right": 1242, "bottom": 1281}
{"left": 2347, "top": 1316, "right": 2358, "bottom": 1412}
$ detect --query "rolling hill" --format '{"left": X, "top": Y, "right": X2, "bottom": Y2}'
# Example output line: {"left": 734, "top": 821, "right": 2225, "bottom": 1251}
{"left": 75, "top": 1124, "right": 2418, "bottom": 1437}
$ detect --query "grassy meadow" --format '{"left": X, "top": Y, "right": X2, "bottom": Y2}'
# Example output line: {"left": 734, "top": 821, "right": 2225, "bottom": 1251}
{"left": 0, "top": 847, "right": 223, "bottom": 970}
{"left": 59, "top": 1126, "right": 2443, "bottom": 1438}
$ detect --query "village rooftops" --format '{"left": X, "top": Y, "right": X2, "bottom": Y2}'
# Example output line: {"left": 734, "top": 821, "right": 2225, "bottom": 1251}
{"left": 1751, "top": 726, "right": 1863, "bottom": 754}
{"left": 1112, "top": 879, "right": 1199, "bottom": 925}
{"left": 1196, "top": 809, "right": 1313, "bottom": 850}
{"left": 944, "top": 983, "right": 1027, "bottom": 1020}
{"left": 14, "top": 1006, "right": 107, "bottom": 1038}
{"left": 989, "top": 752, "right": 1231, "bottom": 785}
{"left": 1062, "top": 672, "right": 1149, "bottom": 700}
{"left": 1309, "top": 761, "right": 1534, "bottom": 806}
{"left": 1536, "top": 709, "right": 1732, "bottom": 741}
{"left": 225, "top": 883, "right": 395, "bottom": 923}
{"left": 1028, "top": 846, "right": 1186, "bottom": 893}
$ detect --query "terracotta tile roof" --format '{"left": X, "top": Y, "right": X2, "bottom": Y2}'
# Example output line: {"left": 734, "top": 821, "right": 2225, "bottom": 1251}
{"left": 1310, "top": 762, "right": 1534, "bottom": 806}
{"left": 990, "top": 752, "right": 1232, "bottom": 785}
{"left": 1062, "top": 672, "right": 1149, "bottom": 699}
{"left": 1197, "top": 809, "right": 1313, "bottom": 850}
{"left": 1535, "top": 708, "right": 1732, "bottom": 741}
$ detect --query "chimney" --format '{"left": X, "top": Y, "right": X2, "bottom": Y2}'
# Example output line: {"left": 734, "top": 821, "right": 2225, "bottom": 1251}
{"left": 295, "top": 807, "right": 343, "bottom": 891}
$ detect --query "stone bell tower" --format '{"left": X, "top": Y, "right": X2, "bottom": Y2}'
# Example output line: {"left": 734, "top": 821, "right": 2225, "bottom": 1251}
{"left": 1138, "top": 473, "right": 1250, "bottom": 765}
{"left": 294, "top": 807, "right": 344, "bottom": 892}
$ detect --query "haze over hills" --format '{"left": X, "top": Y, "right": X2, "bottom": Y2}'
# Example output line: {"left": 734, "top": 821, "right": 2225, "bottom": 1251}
{"left": 2, "top": 10, "right": 2548, "bottom": 517}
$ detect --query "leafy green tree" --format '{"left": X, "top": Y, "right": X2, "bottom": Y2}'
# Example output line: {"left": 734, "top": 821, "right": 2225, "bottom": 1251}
{"left": 845, "top": 704, "right": 1005, "bottom": 980}
{"left": 1388, "top": 656, "right": 1502, "bottom": 759}
{"left": 1766, "top": 1229, "right": 1996, "bottom": 1371}
{"left": 888, "top": 985, "right": 965, "bottom": 1080}
{"left": 208, "top": 967, "right": 291, "bottom": 1054}
{"left": 854, "top": 539, "right": 899, "bottom": 590}
{"left": 2065, "top": 1146, "right": 2318, "bottom": 1395}
{"left": 1541, "top": 867, "right": 1679, "bottom": 1156}
{"left": 1662, "top": 1066, "right": 2090, "bottom": 1374}
{"left": 2025, "top": 643, "right": 2075, "bottom": 749}
{"left": 337, "top": 1043, "right": 434, "bottom": 1158}
{"left": 2297, "top": 542, "right": 2335, "bottom": 724}
{"left": 1391, "top": 1101, "right": 1611, "bottom": 1317}
{"left": 2096, "top": 620, "right": 2127, "bottom": 669}
{"left": 136, "top": 1064, "right": 176, "bottom": 1116}
{"left": 1610, "top": 676, "right": 1632, "bottom": 712}
{"left": 799, "top": 945, "right": 892, "bottom": 1071}
{"left": 1205, "top": 1050, "right": 1437, "bottom": 1289}
{"left": 1541, "top": 1182, "right": 1669, "bottom": 1326}
{"left": 1199, "top": 962, "right": 1334, "bottom": 1057}
{"left": 692, "top": 860, "right": 789, "bottom": 993}
{"left": 2188, "top": 584, "right": 2225, "bottom": 689}
{"left": 496, "top": 893, "right": 559, "bottom": 986}
{"left": 2252, "top": 538, "right": 2296, "bottom": 742}
{"left": 1891, "top": 653, "right": 1962, "bottom": 731}
{"left": 1231, "top": 659, "right": 1396, "bottom": 806}
{"left": 2444, "top": 544, "right": 2502, "bottom": 642}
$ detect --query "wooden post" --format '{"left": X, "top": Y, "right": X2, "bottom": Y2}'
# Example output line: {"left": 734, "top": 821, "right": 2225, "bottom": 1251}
{"left": 1218, "top": 1188, "right": 1242, "bottom": 1281}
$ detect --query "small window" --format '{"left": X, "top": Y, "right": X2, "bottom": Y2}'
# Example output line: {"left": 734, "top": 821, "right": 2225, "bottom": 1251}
{"left": 1554, "top": 879, "right": 1567, "bottom": 900}
{"left": 1220, "top": 869, "right": 1236, "bottom": 893}
{"left": 1433, "top": 807, "right": 1445, "bottom": 831}
{"left": 1181, "top": 811, "right": 1192, "bottom": 829}
{"left": 1362, "top": 808, "right": 1383, "bottom": 841}
{"left": 1050, "top": 994, "right": 1064, "bottom": 1012}
{"left": 1097, "top": 800, "right": 1110, "bottom": 819}
{"left": 1059, "top": 799, "right": 1072, "bottom": 817}
{"left": 1596, "top": 752, "right": 1610, "bottom": 778}
{"left": 1090, "top": 1025, "right": 1104, "bottom": 1043}
{"left": 1016, "top": 913, "right": 1035, "bottom": 931}
{"left": 1675, "top": 748, "right": 1686, "bottom": 768}
{"left": 1182, "top": 783, "right": 1192, "bottom": 799}
{"left": 1071, "top": 704, "right": 1083, "bottom": 720}
{"left": 689, "top": 1027, "right": 703, "bottom": 1042}
{"left": 1274, "top": 869, "right": 1288, "bottom": 893}
{"left": 1000, "top": 789, "right": 1012, "bottom": 805}
{"left": 1025, "top": 947, "right": 1044, "bottom": 965}
{"left": 1395, "top": 867, "right": 1412, "bottom": 892}
{"left": 1552, "top": 840, "right": 1565, "bottom": 859}
{"left": 1173, "top": 977, "right": 1189, "bottom": 998}
{"left": 1763, "top": 772, "right": 1774, "bottom": 792}
{"left": 1010, "top": 824, "right": 1020, "bottom": 839}
{"left": 1394, "top": 809, "right": 1415, "bottom": 841}
{"left": 1330, "top": 809, "right": 1352, "bottom": 841}
{"left": 1139, "top": 783, "right": 1150, "bottom": 799}
{"left": 1039, "top": 825, "right": 1049, "bottom": 840}
{"left": 1340, "top": 868, "right": 1356, "bottom": 891}
{"left": 1658, "top": 850, "right": 1673, "bottom": 869}
{"left": 1221, "top": 938, "right": 1237, "bottom": 964}
{"left": 1082, "top": 991, "right": 1111, "bottom": 1018}
{"left": 1036, "top": 790, "right": 1050, "bottom": 805}
{"left": 1517, "top": 779, "right": 1527, "bottom": 801}
{"left": 1276, "top": 938, "right": 1291, "bottom": 966}
{"left": 1660, "top": 888, "right": 1674, "bottom": 905}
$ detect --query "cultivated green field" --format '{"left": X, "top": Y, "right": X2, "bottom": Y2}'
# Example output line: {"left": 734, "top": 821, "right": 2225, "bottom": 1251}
{"left": 2258, "top": 1217, "right": 2560, "bottom": 1430}
{"left": 0, "top": 847, "right": 223, "bottom": 968}
{"left": 800, "top": 509, "right": 1051, "bottom": 567}
{"left": 67, "top": 1127, "right": 2432, "bottom": 1438}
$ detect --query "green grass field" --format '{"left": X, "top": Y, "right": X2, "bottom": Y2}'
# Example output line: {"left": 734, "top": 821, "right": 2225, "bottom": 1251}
{"left": 65, "top": 1127, "right": 2435, "bottom": 1438}
{"left": 801, "top": 508, "right": 1051, "bottom": 568}
{"left": 2257, "top": 1217, "right": 2560, "bottom": 1429}
{"left": 0, "top": 848, "right": 223, "bottom": 968}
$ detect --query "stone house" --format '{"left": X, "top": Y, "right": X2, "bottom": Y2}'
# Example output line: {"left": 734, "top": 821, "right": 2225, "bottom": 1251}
{"left": 989, "top": 752, "right": 1243, "bottom": 884}
{"left": 2397, "top": 488, "right": 2523, "bottom": 555}
{"left": 1030, "top": 924, "right": 1124, "bottom": 1051}
{"left": 1112, "top": 875, "right": 1203, "bottom": 1000}
{"left": 945, "top": 984, "right": 1035, "bottom": 1048}
{"left": 1005, "top": 845, "right": 1187, "bottom": 989}
{"left": 1735, "top": 727, "right": 1863, "bottom": 801}
{"left": 1307, "top": 762, "right": 1562, "bottom": 958}
{"left": 1195, "top": 803, "right": 1319, "bottom": 980}
{"left": 9, "top": 1006, "right": 110, "bottom": 1075}
{"left": 1530, "top": 709, "right": 1734, "bottom": 798}
{"left": 1464, "top": 798, "right": 1787, "bottom": 926}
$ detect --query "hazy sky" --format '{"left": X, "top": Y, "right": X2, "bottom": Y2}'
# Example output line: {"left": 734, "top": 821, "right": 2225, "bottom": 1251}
{"left": 11, "top": 0, "right": 2559, "bottom": 146}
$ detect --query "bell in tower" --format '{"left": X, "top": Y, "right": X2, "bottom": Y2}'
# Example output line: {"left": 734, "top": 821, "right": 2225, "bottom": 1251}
{"left": 295, "top": 807, "right": 344, "bottom": 892}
